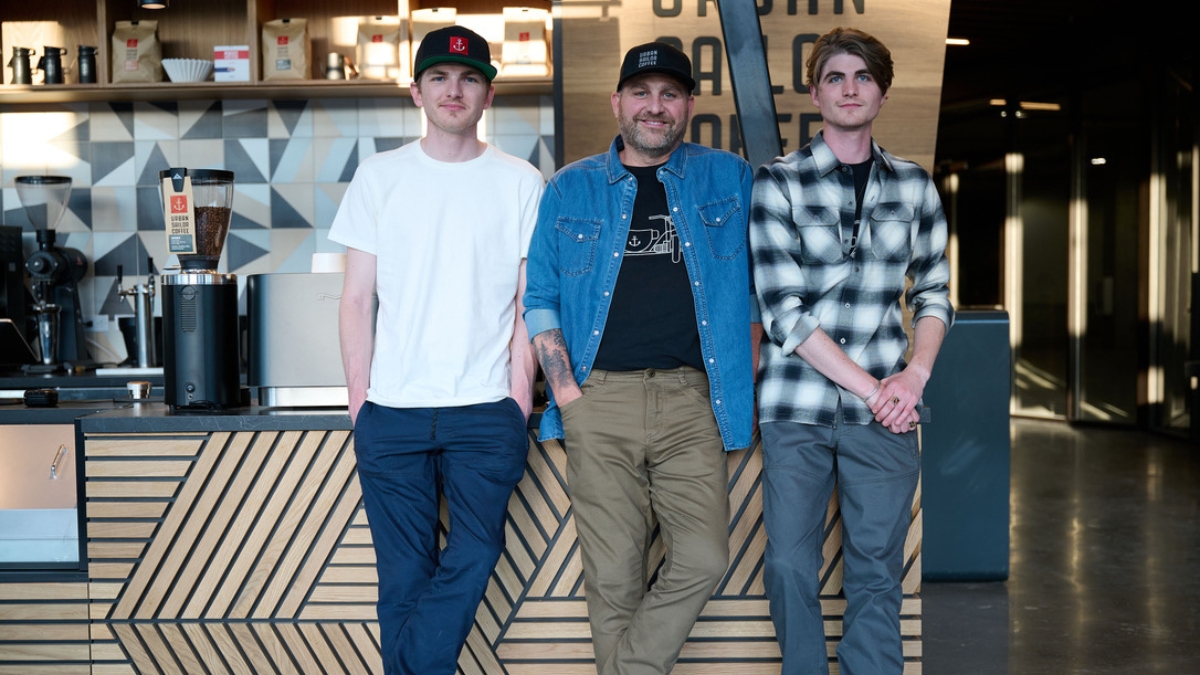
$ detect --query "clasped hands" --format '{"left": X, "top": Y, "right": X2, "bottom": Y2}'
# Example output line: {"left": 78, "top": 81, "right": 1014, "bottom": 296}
{"left": 863, "top": 368, "right": 926, "bottom": 434}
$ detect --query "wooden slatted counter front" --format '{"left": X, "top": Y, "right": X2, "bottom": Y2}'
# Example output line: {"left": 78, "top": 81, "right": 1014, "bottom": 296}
{"left": 0, "top": 403, "right": 922, "bottom": 674}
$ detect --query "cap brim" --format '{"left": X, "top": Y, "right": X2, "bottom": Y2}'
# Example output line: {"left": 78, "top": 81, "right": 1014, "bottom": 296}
{"left": 415, "top": 55, "right": 498, "bottom": 81}
{"left": 618, "top": 68, "right": 696, "bottom": 93}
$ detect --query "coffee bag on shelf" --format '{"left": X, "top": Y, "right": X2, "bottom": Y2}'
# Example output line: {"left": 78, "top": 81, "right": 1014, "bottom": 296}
{"left": 111, "top": 20, "right": 162, "bottom": 83}
{"left": 262, "top": 18, "right": 310, "bottom": 80}
{"left": 356, "top": 16, "right": 407, "bottom": 80}
{"left": 501, "top": 7, "right": 550, "bottom": 77}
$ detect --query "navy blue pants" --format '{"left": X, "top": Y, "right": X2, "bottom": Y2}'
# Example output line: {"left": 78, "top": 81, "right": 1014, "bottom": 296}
{"left": 353, "top": 399, "right": 529, "bottom": 675}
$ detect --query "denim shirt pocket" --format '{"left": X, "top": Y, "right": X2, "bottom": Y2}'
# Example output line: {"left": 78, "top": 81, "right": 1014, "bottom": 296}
{"left": 697, "top": 195, "right": 746, "bottom": 260}
{"left": 554, "top": 217, "right": 603, "bottom": 276}
{"left": 868, "top": 202, "right": 915, "bottom": 262}
{"left": 792, "top": 206, "right": 844, "bottom": 264}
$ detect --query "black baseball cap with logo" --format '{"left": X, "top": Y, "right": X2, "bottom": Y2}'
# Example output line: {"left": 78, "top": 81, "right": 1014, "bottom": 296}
{"left": 414, "top": 26, "right": 498, "bottom": 82}
{"left": 617, "top": 42, "right": 696, "bottom": 92}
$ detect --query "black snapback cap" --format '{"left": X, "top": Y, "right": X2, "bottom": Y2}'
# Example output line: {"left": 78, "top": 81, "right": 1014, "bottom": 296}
{"left": 617, "top": 42, "right": 696, "bottom": 92}
{"left": 414, "top": 26, "right": 498, "bottom": 82}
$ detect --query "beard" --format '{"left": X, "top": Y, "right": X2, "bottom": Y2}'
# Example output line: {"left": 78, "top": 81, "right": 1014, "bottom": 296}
{"left": 618, "top": 111, "right": 687, "bottom": 161}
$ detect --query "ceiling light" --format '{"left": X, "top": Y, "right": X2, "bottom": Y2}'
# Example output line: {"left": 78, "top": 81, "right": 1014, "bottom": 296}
{"left": 946, "top": 38, "right": 970, "bottom": 46}
{"left": 1019, "top": 101, "right": 1062, "bottom": 111}
{"left": 139, "top": 0, "right": 168, "bottom": 8}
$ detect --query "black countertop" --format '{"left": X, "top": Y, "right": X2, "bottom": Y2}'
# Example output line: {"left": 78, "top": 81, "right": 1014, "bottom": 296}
{"left": 0, "top": 369, "right": 168, "bottom": 407}
{"left": 0, "top": 369, "right": 166, "bottom": 390}
{"left": 0, "top": 398, "right": 134, "bottom": 425}
{"left": 79, "top": 402, "right": 352, "bottom": 433}
{"left": 3, "top": 395, "right": 537, "bottom": 431}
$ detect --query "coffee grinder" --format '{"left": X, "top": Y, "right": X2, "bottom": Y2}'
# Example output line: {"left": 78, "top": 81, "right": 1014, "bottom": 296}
{"left": 15, "top": 175, "right": 90, "bottom": 371}
{"left": 159, "top": 168, "right": 244, "bottom": 409}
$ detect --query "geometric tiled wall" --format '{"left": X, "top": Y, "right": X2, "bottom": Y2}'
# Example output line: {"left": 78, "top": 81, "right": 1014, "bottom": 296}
{"left": 0, "top": 96, "right": 555, "bottom": 359}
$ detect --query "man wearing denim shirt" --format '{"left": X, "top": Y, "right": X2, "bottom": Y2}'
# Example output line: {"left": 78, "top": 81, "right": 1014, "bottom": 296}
{"left": 523, "top": 42, "right": 760, "bottom": 675}
{"left": 750, "top": 28, "right": 954, "bottom": 675}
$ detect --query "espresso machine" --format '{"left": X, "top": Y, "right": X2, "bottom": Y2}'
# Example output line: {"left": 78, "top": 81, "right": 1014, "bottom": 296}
{"left": 15, "top": 176, "right": 90, "bottom": 371}
{"left": 159, "top": 168, "right": 245, "bottom": 409}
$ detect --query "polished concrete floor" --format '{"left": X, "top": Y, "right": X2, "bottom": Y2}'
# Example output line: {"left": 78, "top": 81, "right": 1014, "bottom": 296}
{"left": 923, "top": 419, "right": 1200, "bottom": 674}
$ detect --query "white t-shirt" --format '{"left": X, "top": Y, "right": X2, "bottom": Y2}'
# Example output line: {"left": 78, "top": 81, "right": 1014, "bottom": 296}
{"left": 328, "top": 140, "right": 544, "bottom": 408}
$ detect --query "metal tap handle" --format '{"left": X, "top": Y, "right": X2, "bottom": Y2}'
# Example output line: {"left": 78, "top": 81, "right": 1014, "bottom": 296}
{"left": 49, "top": 443, "right": 67, "bottom": 480}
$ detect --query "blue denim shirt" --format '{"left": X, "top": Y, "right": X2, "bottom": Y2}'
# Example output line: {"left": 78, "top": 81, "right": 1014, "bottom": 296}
{"left": 524, "top": 137, "right": 758, "bottom": 451}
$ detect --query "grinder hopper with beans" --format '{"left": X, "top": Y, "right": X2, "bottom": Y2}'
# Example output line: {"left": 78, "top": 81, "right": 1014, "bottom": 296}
{"left": 158, "top": 168, "right": 245, "bottom": 410}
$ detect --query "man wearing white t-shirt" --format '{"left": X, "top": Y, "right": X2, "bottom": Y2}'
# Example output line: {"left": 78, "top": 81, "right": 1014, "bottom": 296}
{"left": 329, "top": 26, "right": 544, "bottom": 675}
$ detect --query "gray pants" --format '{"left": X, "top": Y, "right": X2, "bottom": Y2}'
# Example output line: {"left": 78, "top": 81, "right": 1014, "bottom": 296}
{"left": 561, "top": 366, "right": 730, "bottom": 675}
{"left": 761, "top": 415, "right": 919, "bottom": 675}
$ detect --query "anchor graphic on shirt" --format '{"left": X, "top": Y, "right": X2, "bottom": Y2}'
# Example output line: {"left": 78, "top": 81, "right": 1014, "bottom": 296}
{"left": 625, "top": 214, "right": 681, "bottom": 263}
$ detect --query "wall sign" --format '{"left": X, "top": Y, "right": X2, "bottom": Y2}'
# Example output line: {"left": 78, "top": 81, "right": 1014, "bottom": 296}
{"left": 561, "top": 0, "right": 952, "bottom": 170}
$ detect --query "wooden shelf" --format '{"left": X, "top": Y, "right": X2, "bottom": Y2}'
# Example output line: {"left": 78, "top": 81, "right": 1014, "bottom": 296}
{"left": 0, "top": 76, "right": 552, "bottom": 104}
{"left": 0, "top": 0, "right": 552, "bottom": 102}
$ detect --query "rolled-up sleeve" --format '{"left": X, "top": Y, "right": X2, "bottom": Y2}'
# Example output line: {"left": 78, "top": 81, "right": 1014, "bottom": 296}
{"left": 906, "top": 179, "right": 955, "bottom": 332}
{"left": 750, "top": 164, "right": 820, "bottom": 355}
{"left": 522, "top": 178, "right": 564, "bottom": 339}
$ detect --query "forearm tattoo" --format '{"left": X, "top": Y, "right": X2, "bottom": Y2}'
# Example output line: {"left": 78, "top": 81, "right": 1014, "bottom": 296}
{"left": 533, "top": 329, "right": 576, "bottom": 392}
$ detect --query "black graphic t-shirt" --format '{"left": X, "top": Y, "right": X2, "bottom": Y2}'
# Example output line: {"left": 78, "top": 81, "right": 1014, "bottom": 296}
{"left": 593, "top": 163, "right": 704, "bottom": 371}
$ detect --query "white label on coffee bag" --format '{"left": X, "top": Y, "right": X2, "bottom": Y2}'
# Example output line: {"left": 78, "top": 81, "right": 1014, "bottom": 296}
{"left": 162, "top": 174, "right": 197, "bottom": 255}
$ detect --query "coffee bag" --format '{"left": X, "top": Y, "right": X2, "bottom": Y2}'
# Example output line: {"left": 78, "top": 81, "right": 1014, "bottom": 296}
{"left": 356, "top": 16, "right": 406, "bottom": 80}
{"left": 111, "top": 20, "right": 162, "bottom": 83}
{"left": 262, "top": 18, "right": 310, "bottom": 80}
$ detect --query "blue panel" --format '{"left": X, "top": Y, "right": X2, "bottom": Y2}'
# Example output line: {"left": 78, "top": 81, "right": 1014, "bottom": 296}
{"left": 922, "top": 310, "right": 1012, "bottom": 581}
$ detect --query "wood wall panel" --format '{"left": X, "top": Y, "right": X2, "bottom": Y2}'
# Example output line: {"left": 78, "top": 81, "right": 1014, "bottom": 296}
{"left": 0, "top": 662, "right": 91, "bottom": 667}
{"left": 85, "top": 428, "right": 369, "bottom": 675}
{"left": 79, "top": 426, "right": 920, "bottom": 674}
{"left": 478, "top": 438, "right": 922, "bottom": 674}
{"left": 0, "top": 581, "right": 91, "bottom": 673}
{"left": 561, "top": 0, "right": 953, "bottom": 171}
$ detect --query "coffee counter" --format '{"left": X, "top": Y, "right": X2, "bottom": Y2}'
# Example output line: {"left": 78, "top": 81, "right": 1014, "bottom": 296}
{"left": 0, "top": 399, "right": 130, "bottom": 426}
{"left": 0, "top": 405, "right": 924, "bottom": 674}
{"left": 0, "top": 371, "right": 166, "bottom": 409}
{"left": 78, "top": 401, "right": 352, "bottom": 433}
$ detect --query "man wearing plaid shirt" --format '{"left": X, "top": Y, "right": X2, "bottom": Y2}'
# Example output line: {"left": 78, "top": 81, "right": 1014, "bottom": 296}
{"left": 749, "top": 28, "right": 954, "bottom": 675}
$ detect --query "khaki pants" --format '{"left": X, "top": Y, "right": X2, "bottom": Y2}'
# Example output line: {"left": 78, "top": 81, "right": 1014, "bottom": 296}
{"left": 561, "top": 366, "right": 730, "bottom": 675}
